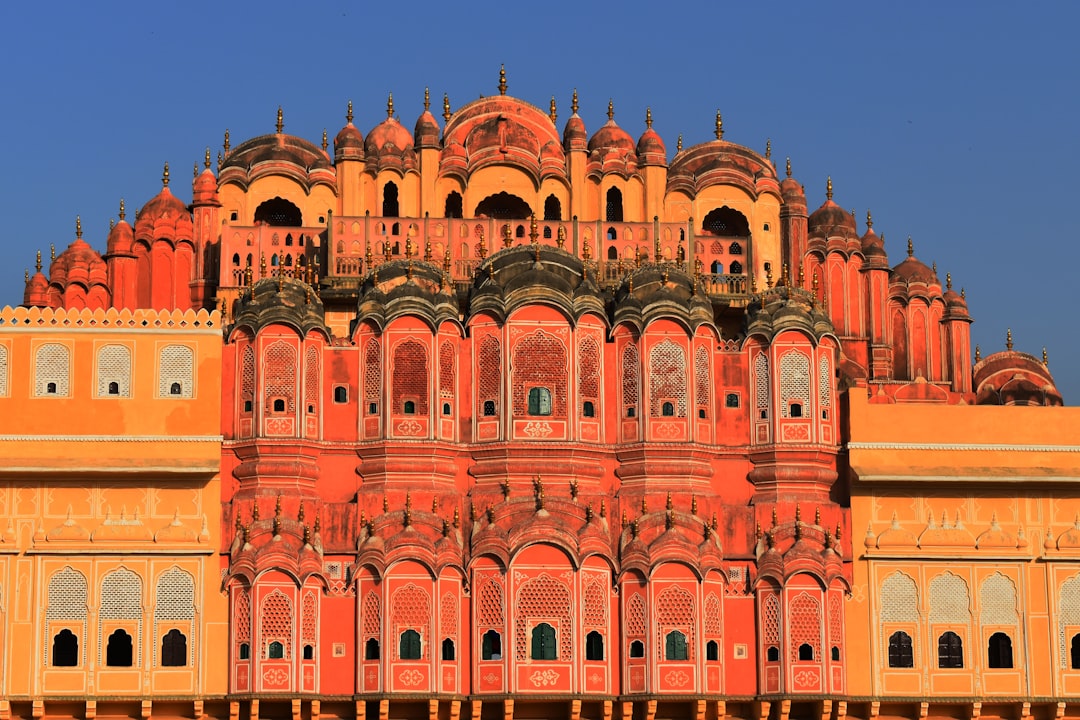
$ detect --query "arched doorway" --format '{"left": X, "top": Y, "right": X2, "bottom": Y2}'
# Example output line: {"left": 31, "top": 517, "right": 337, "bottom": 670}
{"left": 254, "top": 198, "right": 302, "bottom": 227}
{"left": 702, "top": 206, "right": 749, "bottom": 236}
{"left": 475, "top": 192, "right": 532, "bottom": 219}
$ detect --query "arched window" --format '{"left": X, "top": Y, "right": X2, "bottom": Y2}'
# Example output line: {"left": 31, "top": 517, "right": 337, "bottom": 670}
{"left": 938, "top": 631, "right": 963, "bottom": 668}
{"left": 702, "top": 207, "right": 749, "bottom": 237}
{"left": 988, "top": 632, "right": 1013, "bottom": 668}
{"left": 605, "top": 187, "right": 623, "bottom": 222}
{"left": 706, "top": 640, "right": 719, "bottom": 661}
{"left": 607, "top": 246, "right": 618, "bottom": 260}
{"left": 442, "top": 638, "right": 455, "bottom": 661}
{"left": 665, "top": 630, "right": 688, "bottom": 661}
{"left": 711, "top": 260, "right": 724, "bottom": 274}
{"left": 528, "top": 387, "right": 552, "bottom": 416}
{"left": 239, "top": 643, "right": 250, "bottom": 660}
{"left": 544, "top": 195, "right": 561, "bottom": 221}
{"left": 365, "top": 638, "right": 380, "bottom": 660}
{"left": 108, "top": 381, "right": 119, "bottom": 395}
{"left": 798, "top": 642, "right": 814, "bottom": 661}
{"left": 583, "top": 401, "right": 595, "bottom": 417}
{"left": 106, "top": 629, "right": 134, "bottom": 667}
{"left": 303, "top": 645, "right": 314, "bottom": 660}
{"left": 404, "top": 400, "right": 416, "bottom": 414}
{"left": 483, "top": 400, "right": 496, "bottom": 417}
{"left": 273, "top": 398, "right": 285, "bottom": 412}
{"left": 729, "top": 242, "right": 743, "bottom": 255}
{"left": 399, "top": 629, "right": 421, "bottom": 660}
{"left": 790, "top": 403, "right": 803, "bottom": 418}
{"left": 481, "top": 629, "right": 501, "bottom": 660}
{"left": 475, "top": 192, "right": 531, "bottom": 219}
{"left": 445, "top": 191, "right": 463, "bottom": 219}
{"left": 531, "top": 623, "right": 557, "bottom": 660}
{"left": 443, "top": 402, "right": 452, "bottom": 415}
{"left": 254, "top": 197, "right": 302, "bottom": 226}
{"left": 268, "top": 641, "right": 284, "bottom": 659}
{"left": 382, "top": 182, "right": 399, "bottom": 217}
{"left": 161, "top": 629, "right": 187, "bottom": 667}
{"left": 629, "top": 640, "right": 645, "bottom": 658}
{"left": 52, "top": 629, "right": 79, "bottom": 666}
{"left": 831, "top": 646, "right": 841, "bottom": 661}
{"left": 662, "top": 401, "right": 674, "bottom": 416}
{"left": 334, "top": 386, "right": 348, "bottom": 403}
{"left": 766, "top": 646, "right": 780, "bottom": 662}
{"left": 729, "top": 261, "right": 743, "bottom": 274}
{"left": 585, "top": 631, "right": 604, "bottom": 661}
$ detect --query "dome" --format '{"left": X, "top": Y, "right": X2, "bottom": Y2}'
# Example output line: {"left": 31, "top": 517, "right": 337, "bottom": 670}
{"left": 666, "top": 116, "right": 780, "bottom": 200}
{"left": 807, "top": 178, "right": 857, "bottom": 239}
{"left": 587, "top": 108, "right": 635, "bottom": 155}
{"left": 220, "top": 130, "right": 332, "bottom": 175}
{"left": 636, "top": 110, "right": 666, "bottom": 166}
{"left": 231, "top": 275, "right": 328, "bottom": 338}
{"left": 135, "top": 168, "right": 194, "bottom": 244}
{"left": 106, "top": 200, "right": 135, "bottom": 255}
{"left": 334, "top": 101, "right": 364, "bottom": 162}
{"left": 192, "top": 149, "right": 220, "bottom": 209}
{"left": 780, "top": 158, "right": 804, "bottom": 201}
{"left": 890, "top": 241, "right": 938, "bottom": 286}
{"left": 23, "top": 268, "right": 48, "bottom": 307}
{"left": 413, "top": 91, "right": 441, "bottom": 149}
{"left": 860, "top": 214, "right": 887, "bottom": 261}
{"left": 366, "top": 94, "right": 415, "bottom": 156}
{"left": 563, "top": 114, "right": 587, "bottom": 151}
{"left": 973, "top": 343, "right": 1062, "bottom": 406}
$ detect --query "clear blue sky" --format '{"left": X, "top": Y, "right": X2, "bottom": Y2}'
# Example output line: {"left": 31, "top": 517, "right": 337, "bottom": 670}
{"left": 1, "top": 1, "right": 1077, "bottom": 401}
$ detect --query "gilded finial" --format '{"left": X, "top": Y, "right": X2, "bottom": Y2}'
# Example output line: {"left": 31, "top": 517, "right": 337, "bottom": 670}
{"left": 529, "top": 214, "right": 538, "bottom": 243}
{"left": 907, "top": 236, "right": 914, "bottom": 257}
{"left": 932, "top": 261, "right": 937, "bottom": 275}
{"left": 1043, "top": 347, "right": 1049, "bottom": 366}
{"left": 946, "top": 272, "right": 952, "bottom": 290}
{"left": 193, "top": 162, "right": 198, "bottom": 179}
{"left": 35, "top": 250, "right": 42, "bottom": 272}
{"left": 276, "top": 106, "right": 283, "bottom": 133}
{"left": 666, "top": 491, "right": 673, "bottom": 511}
{"left": 677, "top": 134, "right": 683, "bottom": 152}
{"left": 347, "top": 100, "right": 353, "bottom": 124}
{"left": 223, "top": 128, "right": 230, "bottom": 153}
{"left": 765, "top": 138, "right": 771, "bottom": 160}
{"left": 162, "top": 162, "right": 170, "bottom": 187}
{"left": 217, "top": 151, "right": 223, "bottom": 170}
{"left": 75, "top": 215, "right": 82, "bottom": 239}
{"left": 119, "top": 198, "right": 126, "bottom": 221}
{"left": 714, "top": 109, "right": 723, "bottom": 140}
{"left": 1006, "top": 328, "right": 1013, "bottom": 351}
{"left": 641, "top": 496, "right": 648, "bottom": 514}
{"left": 975, "top": 345, "right": 981, "bottom": 362}
{"left": 498, "top": 64, "right": 507, "bottom": 95}
{"left": 204, "top": 147, "right": 211, "bottom": 170}
{"left": 557, "top": 225, "right": 566, "bottom": 250}
{"left": 571, "top": 88, "right": 579, "bottom": 114}
{"left": 645, "top": 107, "right": 653, "bottom": 129}
{"left": 386, "top": 92, "right": 394, "bottom": 119}
{"left": 425, "top": 238, "right": 432, "bottom": 261}
{"left": 607, "top": 99, "right": 614, "bottom": 121}
{"left": 549, "top": 96, "right": 557, "bottom": 124}
{"left": 443, "top": 93, "right": 451, "bottom": 123}
{"left": 866, "top": 210, "right": 873, "bottom": 229}
{"left": 785, "top": 157, "right": 791, "bottom": 178}
{"left": 424, "top": 87, "right": 430, "bottom": 112}
{"left": 825, "top": 176, "right": 832, "bottom": 201}
{"left": 961, "top": 287, "right": 966, "bottom": 299}
{"left": 322, "top": 129, "right": 328, "bottom": 152}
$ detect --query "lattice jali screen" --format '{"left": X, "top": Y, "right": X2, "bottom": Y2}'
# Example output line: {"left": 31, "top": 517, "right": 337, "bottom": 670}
{"left": 695, "top": 345, "right": 710, "bottom": 409}
{"left": 441, "top": 591, "right": 459, "bottom": 638}
{"left": 391, "top": 583, "right": 432, "bottom": 629}
{"left": 1059, "top": 576, "right": 1080, "bottom": 667}
{"left": 754, "top": 353, "right": 769, "bottom": 411}
{"left": 362, "top": 591, "right": 381, "bottom": 637}
{"left": 762, "top": 594, "right": 780, "bottom": 645}
{"left": 45, "top": 567, "right": 88, "bottom": 665}
{"left": 260, "top": 590, "right": 293, "bottom": 658}
{"left": 158, "top": 344, "right": 194, "bottom": 398}
{"left": 35, "top": 343, "right": 70, "bottom": 396}
{"left": 928, "top": 572, "right": 970, "bottom": 624}
{"left": 621, "top": 344, "right": 640, "bottom": 411}
{"left": 626, "top": 593, "right": 647, "bottom": 638}
{"left": 704, "top": 592, "right": 722, "bottom": 636}
{"left": 97, "top": 344, "right": 131, "bottom": 397}
{"left": 578, "top": 336, "right": 601, "bottom": 403}
{"left": 980, "top": 573, "right": 1018, "bottom": 625}
{"left": 649, "top": 340, "right": 687, "bottom": 417}
{"left": 779, "top": 351, "right": 810, "bottom": 418}
{"left": 0, "top": 343, "right": 8, "bottom": 396}
{"left": 101, "top": 568, "right": 143, "bottom": 619}
{"left": 304, "top": 346, "right": 319, "bottom": 409}
{"left": 234, "top": 588, "right": 251, "bottom": 643}
{"left": 240, "top": 346, "right": 255, "bottom": 404}
{"left": 818, "top": 355, "right": 831, "bottom": 408}
{"left": 583, "top": 576, "right": 607, "bottom": 628}
{"left": 656, "top": 585, "right": 695, "bottom": 659}
{"left": 511, "top": 330, "right": 567, "bottom": 416}
{"left": 478, "top": 336, "right": 501, "bottom": 415}
{"left": 439, "top": 341, "right": 455, "bottom": 400}
{"left": 302, "top": 590, "right": 318, "bottom": 644}
{"left": 880, "top": 572, "right": 919, "bottom": 623}
{"left": 364, "top": 339, "right": 381, "bottom": 405}
{"left": 829, "top": 593, "right": 843, "bottom": 645}
{"left": 476, "top": 575, "right": 504, "bottom": 627}
{"left": 787, "top": 591, "right": 822, "bottom": 662}
{"left": 515, "top": 573, "right": 572, "bottom": 661}
{"left": 155, "top": 568, "right": 195, "bottom": 667}
{"left": 264, "top": 341, "right": 297, "bottom": 410}
{"left": 392, "top": 340, "right": 429, "bottom": 415}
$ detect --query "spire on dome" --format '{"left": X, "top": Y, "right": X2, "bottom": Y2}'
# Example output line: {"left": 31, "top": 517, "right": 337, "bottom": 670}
{"left": 498, "top": 64, "right": 507, "bottom": 95}
{"left": 677, "top": 134, "right": 682, "bottom": 151}
{"left": 975, "top": 345, "right": 981, "bottom": 362}
{"left": 826, "top": 175, "right": 832, "bottom": 201}
{"left": 386, "top": 92, "right": 394, "bottom": 119}
{"left": 1044, "top": 347, "right": 1049, "bottom": 366}
{"left": 75, "top": 215, "right": 82, "bottom": 239}
{"left": 223, "top": 129, "right": 230, "bottom": 153}
{"left": 907, "top": 236, "right": 913, "bottom": 257}
{"left": 571, "top": 88, "right": 579, "bottom": 115}
{"left": 765, "top": 138, "right": 771, "bottom": 160}
{"left": 607, "top": 99, "right": 614, "bottom": 121}
{"left": 714, "top": 110, "right": 723, "bottom": 140}
{"left": 946, "top": 272, "right": 952, "bottom": 290}
{"left": 786, "top": 157, "right": 791, "bottom": 177}
{"left": 549, "top": 96, "right": 557, "bottom": 125}
{"left": 276, "top": 106, "right": 284, "bottom": 133}
{"left": 866, "top": 210, "right": 873, "bottom": 229}
{"left": 1006, "top": 328, "right": 1013, "bottom": 351}
{"left": 645, "top": 107, "right": 652, "bottom": 129}
{"left": 322, "top": 129, "right": 328, "bottom": 151}
{"left": 36, "top": 250, "right": 42, "bottom": 272}
{"left": 443, "top": 93, "right": 451, "bottom": 122}
{"left": 204, "top": 147, "right": 211, "bottom": 170}
{"left": 162, "top": 162, "right": 170, "bottom": 187}
{"left": 347, "top": 99, "right": 354, "bottom": 124}
{"left": 119, "top": 198, "right": 126, "bottom": 221}
{"left": 424, "top": 87, "right": 430, "bottom": 111}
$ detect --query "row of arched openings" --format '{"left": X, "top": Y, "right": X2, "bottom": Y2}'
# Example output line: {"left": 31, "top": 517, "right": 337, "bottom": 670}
{"left": 237, "top": 641, "right": 316, "bottom": 661}
{"left": 886, "top": 630, "right": 1016, "bottom": 669}
{"left": 51, "top": 628, "right": 187, "bottom": 667}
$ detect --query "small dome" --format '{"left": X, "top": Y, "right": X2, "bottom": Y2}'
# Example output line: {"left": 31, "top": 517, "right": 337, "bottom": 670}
{"left": 779, "top": 160, "right": 803, "bottom": 201}
{"left": 860, "top": 221, "right": 887, "bottom": 260}
{"left": 192, "top": 168, "right": 219, "bottom": 207}
{"left": 807, "top": 178, "right": 857, "bottom": 239}
{"left": 334, "top": 100, "right": 364, "bottom": 162}
{"left": 413, "top": 92, "right": 441, "bottom": 149}
{"left": 636, "top": 122, "right": 666, "bottom": 166}
{"left": 890, "top": 255, "right": 937, "bottom": 286}
{"left": 563, "top": 114, "right": 587, "bottom": 151}
{"left": 136, "top": 166, "right": 194, "bottom": 243}
{"left": 106, "top": 218, "right": 135, "bottom": 256}
{"left": 23, "top": 269, "right": 49, "bottom": 307}
{"left": 366, "top": 111, "right": 415, "bottom": 157}
{"left": 587, "top": 111, "right": 635, "bottom": 154}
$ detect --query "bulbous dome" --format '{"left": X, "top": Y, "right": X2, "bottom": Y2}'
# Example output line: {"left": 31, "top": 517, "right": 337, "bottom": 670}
{"left": 563, "top": 113, "right": 587, "bottom": 151}
{"left": 973, "top": 346, "right": 1062, "bottom": 406}
{"left": 192, "top": 168, "right": 220, "bottom": 207}
{"left": 221, "top": 132, "right": 333, "bottom": 173}
{"left": 890, "top": 250, "right": 938, "bottom": 286}
{"left": 23, "top": 269, "right": 48, "bottom": 307}
{"left": 413, "top": 95, "right": 441, "bottom": 149}
{"left": 366, "top": 116, "right": 415, "bottom": 157}
{"left": 50, "top": 220, "right": 108, "bottom": 292}
{"left": 335, "top": 102, "right": 365, "bottom": 162}
{"left": 135, "top": 167, "right": 194, "bottom": 243}
{"left": 610, "top": 262, "right": 714, "bottom": 333}
{"left": 231, "top": 275, "right": 328, "bottom": 338}
{"left": 106, "top": 217, "right": 135, "bottom": 256}
{"left": 665, "top": 120, "right": 780, "bottom": 200}
{"left": 636, "top": 119, "right": 667, "bottom": 166}
{"left": 807, "top": 178, "right": 857, "bottom": 239}
{"left": 358, "top": 258, "right": 458, "bottom": 331}
{"left": 860, "top": 220, "right": 887, "bottom": 261}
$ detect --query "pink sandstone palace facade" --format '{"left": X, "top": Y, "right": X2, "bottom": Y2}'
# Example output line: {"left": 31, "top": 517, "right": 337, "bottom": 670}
{"left": 1, "top": 71, "right": 1078, "bottom": 720}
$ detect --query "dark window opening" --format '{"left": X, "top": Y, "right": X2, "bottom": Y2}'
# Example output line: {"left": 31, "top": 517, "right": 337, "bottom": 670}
{"left": 583, "top": 401, "right": 595, "bottom": 417}
{"left": 365, "top": 638, "right": 380, "bottom": 660}
{"left": 831, "top": 646, "right": 841, "bottom": 662}
{"left": 254, "top": 197, "right": 302, "bottom": 227}
{"left": 585, "top": 631, "right": 604, "bottom": 661}
{"left": 760, "top": 410, "right": 768, "bottom": 420}
{"left": 767, "top": 646, "right": 780, "bottom": 662}
{"left": 629, "top": 640, "right": 645, "bottom": 658}
{"left": 763, "top": 223, "right": 771, "bottom": 231}
{"left": 662, "top": 401, "right": 675, "bottom": 417}
{"left": 481, "top": 630, "right": 502, "bottom": 660}
{"left": 399, "top": 629, "right": 421, "bottom": 660}
{"left": 605, "top": 187, "right": 623, "bottom": 222}
{"left": 231, "top": 211, "right": 239, "bottom": 222}
{"left": 268, "top": 641, "right": 284, "bottom": 659}
{"left": 544, "top": 195, "right": 562, "bottom": 221}
{"left": 107, "top": 381, "right": 119, "bottom": 395}
{"left": 665, "top": 630, "right": 688, "bottom": 661}
{"left": 790, "top": 403, "right": 802, "bottom": 418}
{"left": 445, "top": 192, "right": 463, "bottom": 219}
{"left": 627, "top": 406, "right": 636, "bottom": 418}
{"left": 702, "top": 206, "right": 749, "bottom": 237}
{"left": 798, "top": 643, "right": 814, "bottom": 661}
{"left": 307, "top": 403, "right": 315, "bottom": 413}
{"left": 729, "top": 260, "right": 743, "bottom": 274}
{"left": 239, "top": 642, "right": 250, "bottom": 660}
{"left": 711, "top": 260, "right": 724, "bottom": 274}
{"left": 443, "top": 402, "right": 452, "bottom": 416}
{"left": 273, "top": 398, "right": 286, "bottom": 413}
{"left": 532, "top": 623, "right": 557, "bottom": 660}
{"left": 698, "top": 408, "right": 706, "bottom": 419}
{"left": 729, "top": 242, "right": 743, "bottom": 255}
{"left": 170, "top": 382, "right": 182, "bottom": 395}
{"left": 161, "top": 629, "right": 187, "bottom": 667}
{"left": 303, "top": 644, "right": 314, "bottom": 660}
{"left": 528, "top": 387, "right": 552, "bottom": 416}
{"left": 938, "top": 631, "right": 963, "bottom": 669}
{"left": 988, "top": 632, "right": 1013, "bottom": 669}
{"left": 726, "top": 393, "right": 740, "bottom": 408}
{"left": 475, "top": 192, "right": 532, "bottom": 219}
{"left": 382, "top": 182, "right": 400, "bottom": 217}
{"left": 483, "top": 400, "right": 497, "bottom": 417}
{"left": 607, "top": 227, "right": 617, "bottom": 241}
{"left": 52, "top": 629, "right": 78, "bottom": 666}
{"left": 404, "top": 400, "right": 416, "bottom": 415}
{"left": 515, "top": 224, "right": 525, "bottom": 238}
{"left": 1072, "top": 633, "right": 1080, "bottom": 669}
{"left": 442, "top": 638, "right": 455, "bottom": 661}
{"left": 244, "top": 399, "right": 253, "bottom": 413}
{"left": 46, "top": 382, "right": 57, "bottom": 394}
{"left": 607, "top": 246, "right": 618, "bottom": 260}
{"left": 706, "top": 640, "right": 719, "bottom": 661}
{"left": 369, "top": 402, "right": 378, "bottom": 414}
{"left": 106, "top": 629, "right": 134, "bottom": 667}
{"left": 334, "top": 386, "right": 348, "bottom": 403}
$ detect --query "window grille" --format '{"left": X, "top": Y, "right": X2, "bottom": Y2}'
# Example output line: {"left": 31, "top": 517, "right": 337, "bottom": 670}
{"left": 158, "top": 345, "right": 194, "bottom": 398}
{"left": 35, "top": 343, "right": 70, "bottom": 396}
{"left": 97, "top": 345, "right": 131, "bottom": 397}
{"left": 779, "top": 351, "right": 810, "bottom": 419}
